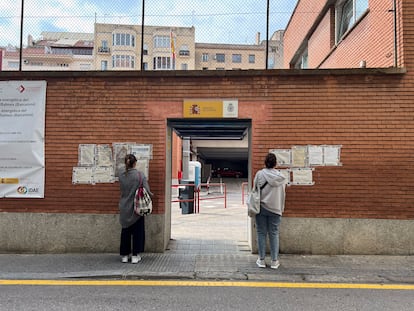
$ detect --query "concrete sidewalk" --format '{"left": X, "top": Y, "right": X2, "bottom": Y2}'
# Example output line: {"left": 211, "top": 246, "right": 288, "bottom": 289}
{"left": 0, "top": 253, "right": 413, "bottom": 284}
{"left": 1, "top": 180, "right": 413, "bottom": 284}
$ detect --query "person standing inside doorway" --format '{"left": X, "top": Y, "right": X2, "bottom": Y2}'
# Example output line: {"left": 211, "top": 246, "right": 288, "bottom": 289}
{"left": 254, "top": 152, "right": 287, "bottom": 269}
{"left": 118, "top": 154, "right": 153, "bottom": 264}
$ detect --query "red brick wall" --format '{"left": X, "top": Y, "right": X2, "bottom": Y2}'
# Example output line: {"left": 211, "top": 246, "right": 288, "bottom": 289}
{"left": 0, "top": 0, "right": 413, "bottom": 221}
{"left": 283, "top": 0, "right": 327, "bottom": 68}
{"left": 308, "top": 10, "right": 333, "bottom": 68}
{"left": 321, "top": 0, "right": 395, "bottom": 68}
{"left": 0, "top": 68, "right": 412, "bottom": 220}
{"left": 285, "top": 0, "right": 400, "bottom": 69}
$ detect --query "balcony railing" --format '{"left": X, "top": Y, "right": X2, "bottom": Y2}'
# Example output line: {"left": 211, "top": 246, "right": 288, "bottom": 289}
{"left": 179, "top": 50, "right": 190, "bottom": 56}
{"left": 98, "top": 46, "right": 110, "bottom": 53}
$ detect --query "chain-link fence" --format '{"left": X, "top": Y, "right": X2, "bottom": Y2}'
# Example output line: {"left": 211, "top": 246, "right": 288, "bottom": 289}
{"left": 0, "top": 0, "right": 399, "bottom": 71}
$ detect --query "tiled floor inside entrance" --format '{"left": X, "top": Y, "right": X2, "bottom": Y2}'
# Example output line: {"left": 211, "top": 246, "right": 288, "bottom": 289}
{"left": 167, "top": 179, "right": 251, "bottom": 255}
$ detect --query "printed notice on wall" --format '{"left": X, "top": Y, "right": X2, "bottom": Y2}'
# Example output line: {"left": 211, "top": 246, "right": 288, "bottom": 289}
{"left": 0, "top": 81, "right": 46, "bottom": 198}
{"left": 292, "top": 145, "right": 307, "bottom": 167}
{"left": 323, "top": 145, "right": 342, "bottom": 166}
{"left": 308, "top": 145, "right": 324, "bottom": 166}
{"left": 291, "top": 168, "right": 314, "bottom": 185}
{"left": 270, "top": 149, "right": 291, "bottom": 167}
{"left": 278, "top": 169, "right": 291, "bottom": 184}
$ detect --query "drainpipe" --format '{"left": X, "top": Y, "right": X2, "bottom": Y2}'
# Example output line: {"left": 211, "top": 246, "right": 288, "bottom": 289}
{"left": 140, "top": 0, "right": 145, "bottom": 70}
{"left": 393, "top": 0, "right": 398, "bottom": 67}
{"left": 265, "top": 0, "right": 269, "bottom": 69}
{"left": 19, "top": 0, "right": 24, "bottom": 71}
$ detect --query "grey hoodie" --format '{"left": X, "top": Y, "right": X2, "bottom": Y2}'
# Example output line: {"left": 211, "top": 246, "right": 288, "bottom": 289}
{"left": 255, "top": 168, "right": 287, "bottom": 216}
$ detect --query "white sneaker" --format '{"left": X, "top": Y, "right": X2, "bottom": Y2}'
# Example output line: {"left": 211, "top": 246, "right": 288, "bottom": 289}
{"left": 121, "top": 256, "right": 129, "bottom": 263}
{"left": 270, "top": 260, "right": 280, "bottom": 269}
{"left": 256, "top": 258, "right": 266, "bottom": 268}
{"left": 131, "top": 255, "right": 142, "bottom": 264}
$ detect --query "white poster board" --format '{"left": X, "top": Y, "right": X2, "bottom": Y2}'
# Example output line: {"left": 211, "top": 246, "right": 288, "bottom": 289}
{"left": 0, "top": 81, "right": 46, "bottom": 198}
{"left": 95, "top": 144, "right": 113, "bottom": 167}
{"left": 291, "top": 168, "right": 314, "bottom": 185}
{"left": 308, "top": 145, "right": 324, "bottom": 166}
{"left": 278, "top": 169, "right": 291, "bottom": 184}
{"left": 292, "top": 145, "right": 307, "bottom": 167}
{"left": 323, "top": 145, "right": 342, "bottom": 166}
{"left": 78, "top": 144, "right": 95, "bottom": 166}
{"left": 113, "top": 143, "right": 131, "bottom": 178}
{"left": 130, "top": 144, "right": 153, "bottom": 160}
{"left": 270, "top": 149, "right": 291, "bottom": 167}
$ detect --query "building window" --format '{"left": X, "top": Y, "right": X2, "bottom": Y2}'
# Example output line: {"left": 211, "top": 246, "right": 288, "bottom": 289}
{"left": 79, "top": 64, "right": 91, "bottom": 70}
{"left": 153, "top": 56, "right": 172, "bottom": 70}
{"left": 112, "top": 33, "right": 136, "bottom": 47}
{"left": 153, "top": 36, "right": 170, "bottom": 49}
{"left": 101, "top": 60, "right": 108, "bottom": 71}
{"left": 181, "top": 63, "right": 188, "bottom": 70}
{"left": 248, "top": 54, "right": 255, "bottom": 63}
{"left": 294, "top": 48, "right": 308, "bottom": 69}
{"left": 216, "top": 53, "right": 225, "bottom": 62}
{"left": 98, "top": 40, "right": 110, "bottom": 53}
{"left": 268, "top": 58, "right": 275, "bottom": 69}
{"left": 143, "top": 44, "right": 148, "bottom": 55}
{"left": 112, "top": 55, "right": 135, "bottom": 68}
{"left": 8, "top": 61, "right": 19, "bottom": 68}
{"left": 179, "top": 45, "right": 190, "bottom": 56}
{"left": 202, "top": 53, "right": 209, "bottom": 62}
{"left": 232, "top": 54, "right": 242, "bottom": 63}
{"left": 336, "top": 0, "right": 368, "bottom": 42}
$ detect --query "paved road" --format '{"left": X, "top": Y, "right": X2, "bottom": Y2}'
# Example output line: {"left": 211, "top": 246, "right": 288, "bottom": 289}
{"left": 1, "top": 280, "right": 413, "bottom": 311}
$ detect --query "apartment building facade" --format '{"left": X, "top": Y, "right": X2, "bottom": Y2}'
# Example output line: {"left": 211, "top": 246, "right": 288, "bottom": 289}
{"left": 1, "top": 24, "right": 283, "bottom": 71}
{"left": 95, "top": 23, "right": 282, "bottom": 71}
{"left": 1, "top": 32, "right": 94, "bottom": 71}
{"left": 284, "top": 0, "right": 400, "bottom": 69}
{"left": 94, "top": 23, "right": 196, "bottom": 71}
{"left": 194, "top": 30, "right": 284, "bottom": 70}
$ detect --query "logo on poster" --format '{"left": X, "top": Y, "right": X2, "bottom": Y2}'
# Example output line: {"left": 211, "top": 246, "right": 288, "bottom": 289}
{"left": 17, "top": 186, "right": 27, "bottom": 194}
{"left": 16, "top": 186, "right": 40, "bottom": 195}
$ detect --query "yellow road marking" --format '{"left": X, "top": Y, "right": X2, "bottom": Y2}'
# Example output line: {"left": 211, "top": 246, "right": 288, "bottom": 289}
{"left": 0, "top": 279, "right": 413, "bottom": 290}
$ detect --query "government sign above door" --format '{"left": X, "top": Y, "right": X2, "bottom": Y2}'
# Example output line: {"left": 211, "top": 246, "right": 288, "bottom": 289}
{"left": 183, "top": 99, "right": 238, "bottom": 118}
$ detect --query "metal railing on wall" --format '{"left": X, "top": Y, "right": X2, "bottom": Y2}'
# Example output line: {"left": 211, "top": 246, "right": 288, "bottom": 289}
{"left": 171, "top": 182, "right": 227, "bottom": 214}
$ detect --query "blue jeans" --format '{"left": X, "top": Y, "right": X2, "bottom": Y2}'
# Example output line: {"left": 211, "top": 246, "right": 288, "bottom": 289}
{"left": 255, "top": 207, "right": 281, "bottom": 261}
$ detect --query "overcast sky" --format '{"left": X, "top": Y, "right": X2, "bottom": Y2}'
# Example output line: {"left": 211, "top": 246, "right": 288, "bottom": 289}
{"left": 0, "top": 0, "right": 297, "bottom": 46}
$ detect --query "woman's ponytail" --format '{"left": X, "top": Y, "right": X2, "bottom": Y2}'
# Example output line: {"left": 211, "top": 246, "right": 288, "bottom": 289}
{"left": 125, "top": 154, "right": 137, "bottom": 173}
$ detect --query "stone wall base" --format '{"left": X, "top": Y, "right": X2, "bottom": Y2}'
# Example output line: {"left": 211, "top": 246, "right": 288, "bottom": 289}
{"left": 1, "top": 213, "right": 412, "bottom": 255}
{"left": 249, "top": 217, "right": 414, "bottom": 255}
{"left": 0, "top": 213, "right": 165, "bottom": 253}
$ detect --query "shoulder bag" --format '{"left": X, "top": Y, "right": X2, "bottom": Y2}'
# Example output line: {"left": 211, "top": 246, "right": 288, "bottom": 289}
{"left": 247, "top": 175, "right": 267, "bottom": 217}
{"left": 134, "top": 172, "right": 153, "bottom": 216}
